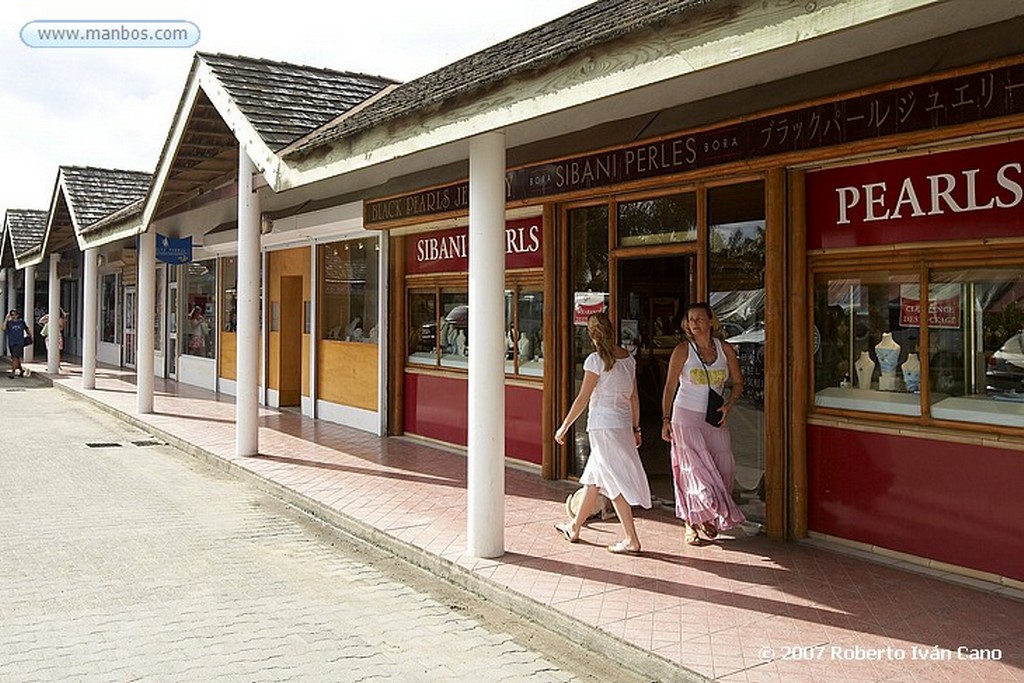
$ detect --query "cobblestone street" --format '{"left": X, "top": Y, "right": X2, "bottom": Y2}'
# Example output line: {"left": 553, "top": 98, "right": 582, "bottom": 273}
{"left": 0, "top": 380, "right": 646, "bottom": 682}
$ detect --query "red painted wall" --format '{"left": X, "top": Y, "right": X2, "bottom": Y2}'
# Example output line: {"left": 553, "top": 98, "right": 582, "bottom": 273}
{"left": 403, "top": 373, "right": 543, "bottom": 464}
{"left": 808, "top": 425, "right": 1023, "bottom": 581}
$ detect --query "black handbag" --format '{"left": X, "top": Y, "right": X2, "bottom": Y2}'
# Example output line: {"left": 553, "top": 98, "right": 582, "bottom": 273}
{"left": 691, "top": 341, "right": 725, "bottom": 427}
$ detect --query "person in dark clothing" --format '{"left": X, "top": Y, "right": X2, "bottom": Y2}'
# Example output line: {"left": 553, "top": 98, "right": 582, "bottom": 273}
{"left": 3, "top": 309, "right": 31, "bottom": 377}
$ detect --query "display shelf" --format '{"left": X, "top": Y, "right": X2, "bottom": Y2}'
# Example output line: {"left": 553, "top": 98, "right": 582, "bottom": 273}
{"left": 931, "top": 395, "right": 1024, "bottom": 428}
{"left": 814, "top": 386, "right": 922, "bottom": 416}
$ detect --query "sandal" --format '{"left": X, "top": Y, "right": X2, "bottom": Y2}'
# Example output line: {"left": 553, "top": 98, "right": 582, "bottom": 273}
{"left": 684, "top": 523, "right": 701, "bottom": 546}
{"left": 607, "top": 540, "right": 642, "bottom": 556}
{"left": 554, "top": 522, "right": 579, "bottom": 544}
{"left": 700, "top": 522, "right": 719, "bottom": 539}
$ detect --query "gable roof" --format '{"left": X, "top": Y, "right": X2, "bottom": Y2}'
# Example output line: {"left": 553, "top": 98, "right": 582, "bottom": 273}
{"left": 2, "top": 209, "right": 48, "bottom": 268}
{"left": 58, "top": 166, "right": 152, "bottom": 234}
{"left": 200, "top": 53, "right": 399, "bottom": 152}
{"left": 132, "top": 52, "right": 398, "bottom": 234}
{"left": 288, "top": 0, "right": 708, "bottom": 156}
{"left": 18, "top": 165, "right": 153, "bottom": 265}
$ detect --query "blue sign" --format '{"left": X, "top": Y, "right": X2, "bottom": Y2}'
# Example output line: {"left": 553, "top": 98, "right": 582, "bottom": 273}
{"left": 156, "top": 234, "right": 192, "bottom": 264}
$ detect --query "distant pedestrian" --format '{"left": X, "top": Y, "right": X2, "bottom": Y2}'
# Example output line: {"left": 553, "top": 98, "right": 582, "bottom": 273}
{"left": 2, "top": 309, "right": 32, "bottom": 377}
{"left": 39, "top": 308, "right": 66, "bottom": 371}
{"left": 554, "top": 312, "right": 651, "bottom": 555}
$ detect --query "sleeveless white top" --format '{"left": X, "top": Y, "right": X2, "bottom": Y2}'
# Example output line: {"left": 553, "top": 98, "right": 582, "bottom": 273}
{"left": 583, "top": 352, "right": 635, "bottom": 430}
{"left": 674, "top": 338, "right": 729, "bottom": 412}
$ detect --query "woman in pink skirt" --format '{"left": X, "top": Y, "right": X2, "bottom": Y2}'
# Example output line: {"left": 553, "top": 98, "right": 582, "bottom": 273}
{"left": 661, "top": 302, "right": 746, "bottom": 545}
{"left": 554, "top": 312, "right": 652, "bottom": 555}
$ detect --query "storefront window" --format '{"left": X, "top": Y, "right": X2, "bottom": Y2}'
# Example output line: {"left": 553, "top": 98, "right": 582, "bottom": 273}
{"left": 928, "top": 268, "right": 1024, "bottom": 427}
{"left": 569, "top": 205, "right": 610, "bottom": 475}
{"left": 439, "top": 290, "right": 469, "bottom": 369}
{"left": 408, "top": 290, "right": 437, "bottom": 365}
{"left": 813, "top": 271, "right": 922, "bottom": 416}
{"left": 154, "top": 267, "right": 164, "bottom": 353}
{"left": 221, "top": 257, "right": 237, "bottom": 332}
{"left": 504, "top": 286, "right": 544, "bottom": 377}
{"left": 181, "top": 259, "right": 216, "bottom": 359}
{"left": 618, "top": 192, "right": 696, "bottom": 246}
{"left": 319, "top": 237, "right": 379, "bottom": 343}
{"left": 100, "top": 273, "right": 117, "bottom": 343}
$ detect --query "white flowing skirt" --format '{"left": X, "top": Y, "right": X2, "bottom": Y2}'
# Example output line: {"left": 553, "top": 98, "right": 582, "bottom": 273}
{"left": 579, "top": 427, "right": 652, "bottom": 508}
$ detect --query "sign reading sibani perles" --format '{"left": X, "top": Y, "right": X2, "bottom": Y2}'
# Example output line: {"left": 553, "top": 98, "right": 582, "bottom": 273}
{"left": 367, "top": 60, "right": 1024, "bottom": 226}
{"left": 406, "top": 218, "right": 542, "bottom": 275}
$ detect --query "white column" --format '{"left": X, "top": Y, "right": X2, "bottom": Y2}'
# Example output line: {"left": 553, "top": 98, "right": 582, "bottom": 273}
{"left": 137, "top": 230, "right": 156, "bottom": 413}
{"left": 236, "top": 146, "right": 261, "bottom": 456}
{"left": 47, "top": 253, "right": 61, "bottom": 374}
{"left": 466, "top": 131, "right": 506, "bottom": 558}
{"left": 81, "top": 248, "right": 98, "bottom": 389}
{"left": 23, "top": 265, "right": 36, "bottom": 362}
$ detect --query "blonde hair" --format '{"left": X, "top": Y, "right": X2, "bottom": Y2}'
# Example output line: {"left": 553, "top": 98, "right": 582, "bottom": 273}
{"left": 683, "top": 301, "right": 723, "bottom": 341}
{"left": 587, "top": 312, "right": 617, "bottom": 371}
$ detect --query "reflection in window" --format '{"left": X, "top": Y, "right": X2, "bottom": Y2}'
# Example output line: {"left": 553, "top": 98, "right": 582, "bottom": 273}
{"left": 439, "top": 290, "right": 469, "bottom": 369}
{"left": 708, "top": 182, "right": 766, "bottom": 388}
{"left": 504, "top": 286, "right": 544, "bottom": 377}
{"left": 101, "top": 273, "right": 117, "bottom": 343}
{"left": 812, "top": 271, "right": 921, "bottom": 415}
{"left": 618, "top": 193, "right": 696, "bottom": 246}
{"left": 182, "top": 259, "right": 216, "bottom": 359}
{"left": 407, "top": 290, "right": 437, "bottom": 365}
{"left": 221, "top": 257, "right": 237, "bottom": 332}
{"left": 569, "top": 205, "right": 610, "bottom": 476}
{"left": 929, "top": 268, "right": 1024, "bottom": 426}
{"left": 319, "top": 237, "right": 379, "bottom": 343}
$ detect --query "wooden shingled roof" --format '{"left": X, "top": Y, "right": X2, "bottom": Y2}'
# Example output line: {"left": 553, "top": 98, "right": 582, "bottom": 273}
{"left": 287, "top": 0, "right": 708, "bottom": 157}
{"left": 2, "top": 209, "right": 48, "bottom": 267}
{"left": 58, "top": 166, "right": 152, "bottom": 234}
{"left": 150, "top": 53, "right": 399, "bottom": 219}
{"left": 200, "top": 53, "right": 398, "bottom": 152}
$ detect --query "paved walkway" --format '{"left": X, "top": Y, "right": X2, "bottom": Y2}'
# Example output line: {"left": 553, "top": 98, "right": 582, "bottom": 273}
{"left": 10, "top": 358, "right": 1024, "bottom": 682}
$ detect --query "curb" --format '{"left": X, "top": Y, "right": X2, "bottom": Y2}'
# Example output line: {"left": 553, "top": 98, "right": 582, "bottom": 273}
{"left": 49, "top": 379, "right": 708, "bottom": 683}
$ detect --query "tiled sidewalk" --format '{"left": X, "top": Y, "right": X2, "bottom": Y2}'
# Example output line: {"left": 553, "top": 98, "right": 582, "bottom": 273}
{"left": 15, "top": 359, "right": 1024, "bottom": 683}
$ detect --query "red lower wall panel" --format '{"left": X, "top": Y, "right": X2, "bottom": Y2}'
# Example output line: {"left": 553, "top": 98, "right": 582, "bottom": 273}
{"left": 403, "top": 373, "right": 542, "bottom": 464}
{"left": 808, "top": 425, "right": 1023, "bottom": 581}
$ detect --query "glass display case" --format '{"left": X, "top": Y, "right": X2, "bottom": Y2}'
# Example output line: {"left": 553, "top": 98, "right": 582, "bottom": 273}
{"left": 812, "top": 267, "right": 1024, "bottom": 426}
{"left": 408, "top": 284, "right": 543, "bottom": 377}
{"left": 813, "top": 270, "right": 922, "bottom": 415}
{"left": 319, "top": 237, "right": 379, "bottom": 343}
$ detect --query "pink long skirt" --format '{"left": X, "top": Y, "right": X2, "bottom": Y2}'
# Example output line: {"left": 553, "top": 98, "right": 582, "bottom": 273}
{"left": 669, "top": 406, "right": 745, "bottom": 530}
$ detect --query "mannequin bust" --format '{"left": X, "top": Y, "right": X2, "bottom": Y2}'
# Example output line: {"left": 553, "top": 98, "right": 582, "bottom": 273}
{"left": 855, "top": 351, "right": 875, "bottom": 390}
{"left": 875, "top": 332, "right": 901, "bottom": 391}
{"left": 901, "top": 352, "right": 921, "bottom": 392}
{"left": 517, "top": 331, "right": 532, "bottom": 361}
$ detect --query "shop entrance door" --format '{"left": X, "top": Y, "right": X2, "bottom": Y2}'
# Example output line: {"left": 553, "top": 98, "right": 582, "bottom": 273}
{"left": 123, "top": 287, "right": 136, "bottom": 369}
{"left": 278, "top": 276, "right": 302, "bottom": 407}
{"left": 167, "top": 279, "right": 178, "bottom": 381}
{"left": 616, "top": 255, "right": 692, "bottom": 507}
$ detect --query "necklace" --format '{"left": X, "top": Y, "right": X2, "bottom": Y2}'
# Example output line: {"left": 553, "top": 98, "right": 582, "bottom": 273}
{"left": 695, "top": 341, "right": 717, "bottom": 364}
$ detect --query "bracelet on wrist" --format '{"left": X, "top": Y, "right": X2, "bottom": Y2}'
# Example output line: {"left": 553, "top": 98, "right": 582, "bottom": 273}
{"left": 632, "top": 426, "right": 641, "bottom": 433}
{"left": 662, "top": 416, "right": 671, "bottom": 422}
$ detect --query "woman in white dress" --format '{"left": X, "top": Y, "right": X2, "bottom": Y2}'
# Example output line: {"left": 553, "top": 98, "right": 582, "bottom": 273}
{"left": 554, "top": 312, "right": 652, "bottom": 555}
